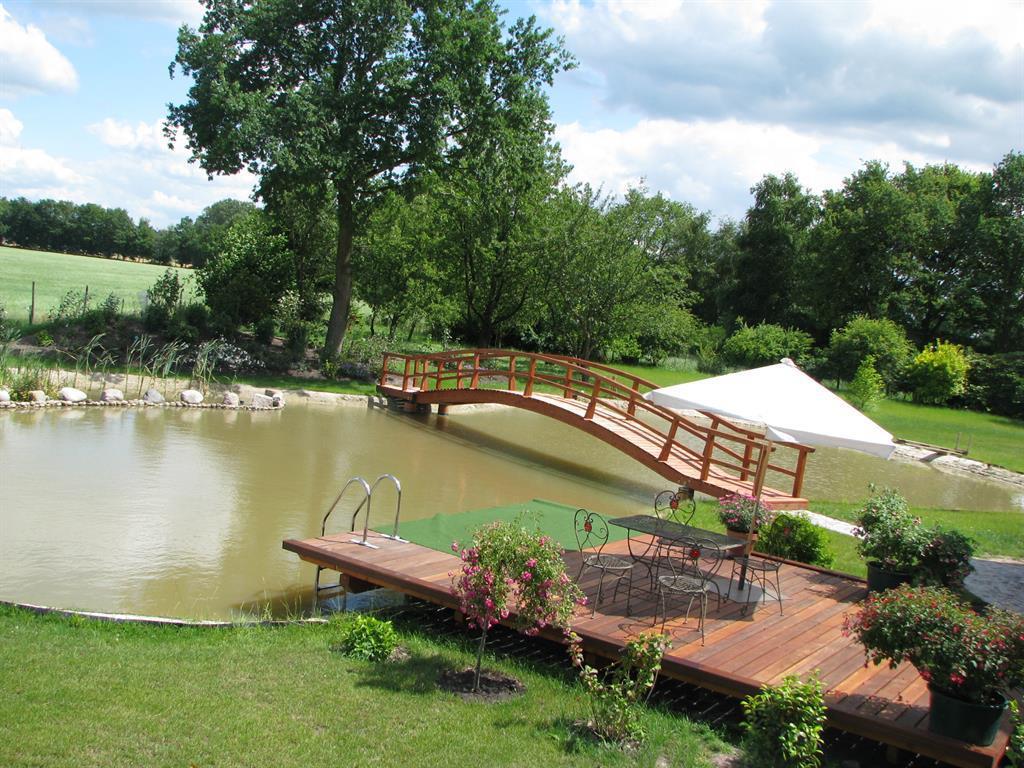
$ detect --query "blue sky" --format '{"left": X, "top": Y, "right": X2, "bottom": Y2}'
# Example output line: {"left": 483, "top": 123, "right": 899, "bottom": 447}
{"left": 1, "top": 0, "right": 1021, "bottom": 228}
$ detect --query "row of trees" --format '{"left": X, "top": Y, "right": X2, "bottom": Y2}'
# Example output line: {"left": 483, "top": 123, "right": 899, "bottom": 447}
{"left": 0, "top": 196, "right": 254, "bottom": 268}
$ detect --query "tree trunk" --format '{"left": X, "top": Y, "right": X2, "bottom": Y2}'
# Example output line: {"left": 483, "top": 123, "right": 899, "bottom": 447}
{"left": 324, "top": 194, "right": 355, "bottom": 359}
{"left": 473, "top": 627, "right": 488, "bottom": 692}
{"left": 406, "top": 318, "right": 417, "bottom": 342}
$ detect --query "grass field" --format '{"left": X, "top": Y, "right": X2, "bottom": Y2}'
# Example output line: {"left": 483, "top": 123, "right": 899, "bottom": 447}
{"left": 0, "top": 246, "right": 195, "bottom": 323}
{"left": 0, "top": 604, "right": 728, "bottom": 768}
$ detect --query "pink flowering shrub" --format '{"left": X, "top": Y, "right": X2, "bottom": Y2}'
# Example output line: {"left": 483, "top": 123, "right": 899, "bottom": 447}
{"left": 844, "top": 585, "right": 1024, "bottom": 704}
{"left": 451, "top": 520, "right": 585, "bottom": 691}
{"left": 717, "top": 493, "right": 772, "bottom": 533}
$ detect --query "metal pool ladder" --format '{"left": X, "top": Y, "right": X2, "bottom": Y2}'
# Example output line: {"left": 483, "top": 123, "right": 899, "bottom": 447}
{"left": 313, "top": 474, "right": 405, "bottom": 608}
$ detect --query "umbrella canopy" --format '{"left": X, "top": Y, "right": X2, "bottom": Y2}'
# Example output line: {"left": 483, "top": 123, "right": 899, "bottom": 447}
{"left": 644, "top": 359, "right": 896, "bottom": 459}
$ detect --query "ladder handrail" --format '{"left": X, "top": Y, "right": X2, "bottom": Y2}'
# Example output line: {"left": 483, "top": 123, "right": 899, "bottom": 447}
{"left": 321, "top": 476, "right": 372, "bottom": 537}
{"left": 371, "top": 473, "right": 404, "bottom": 542}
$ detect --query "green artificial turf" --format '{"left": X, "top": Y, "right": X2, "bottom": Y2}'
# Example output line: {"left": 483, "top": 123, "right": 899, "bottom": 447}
{"left": 0, "top": 604, "right": 728, "bottom": 768}
{"left": 399, "top": 499, "right": 631, "bottom": 554}
{"left": 0, "top": 246, "right": 195, "bottom": 323}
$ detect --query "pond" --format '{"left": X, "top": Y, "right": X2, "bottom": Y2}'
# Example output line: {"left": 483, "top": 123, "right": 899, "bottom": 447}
{"left": 1, "top": 400, "right": 1020, "bottom": 620}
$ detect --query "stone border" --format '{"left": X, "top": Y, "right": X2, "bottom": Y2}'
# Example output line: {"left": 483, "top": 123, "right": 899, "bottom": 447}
{"left": 0, "top": 398, "right": 283, "bottom": 412}
{"left": 0, "top": 599, "right": 326, "bottom": 628}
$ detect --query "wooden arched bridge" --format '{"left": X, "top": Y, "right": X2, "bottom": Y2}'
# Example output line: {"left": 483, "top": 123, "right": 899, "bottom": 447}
{"left": 378, "top": 349, "right": 812, "bottom": 510}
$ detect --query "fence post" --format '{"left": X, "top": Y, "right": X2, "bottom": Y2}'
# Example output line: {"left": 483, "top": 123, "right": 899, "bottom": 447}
{"left": 83, "top": 285, "right": 89, "bottom": 312}
{"left": 29, "top": 281, "right": 36, "bottom": 324}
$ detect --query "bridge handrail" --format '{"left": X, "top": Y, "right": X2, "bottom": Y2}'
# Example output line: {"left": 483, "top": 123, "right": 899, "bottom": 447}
{"left": 379, "top": 349, "right": 811, "bottom": 499}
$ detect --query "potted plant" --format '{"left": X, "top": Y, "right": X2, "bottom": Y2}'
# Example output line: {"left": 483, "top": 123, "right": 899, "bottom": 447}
{"left": 852, "top": 488, "right": 926, "bottom": 592}
{"left": 717, "top": 493, "right": 772, "bottom": 539}
{"left": 845, "top": 585, "right": 1024, "bottom": 745}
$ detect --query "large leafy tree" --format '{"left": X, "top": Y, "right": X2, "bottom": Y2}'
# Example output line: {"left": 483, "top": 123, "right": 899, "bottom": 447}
{"left": 727, "top": 173, "right": 819, "bottom": 330}
{"left": 168, "top": 0, "right": 571, "bottom": 357}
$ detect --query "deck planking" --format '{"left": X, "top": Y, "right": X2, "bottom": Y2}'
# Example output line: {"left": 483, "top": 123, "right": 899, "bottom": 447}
{"left": 284, "top": 531, "right": 1011, "bottom": 768}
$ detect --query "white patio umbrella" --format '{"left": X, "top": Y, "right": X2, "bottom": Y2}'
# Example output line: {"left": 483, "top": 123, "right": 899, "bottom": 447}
{"left": 644, "top": 358, "right": 895, "bottom": 599}
{"left": 643, "top": 358, "right": 896, "bottom": 459}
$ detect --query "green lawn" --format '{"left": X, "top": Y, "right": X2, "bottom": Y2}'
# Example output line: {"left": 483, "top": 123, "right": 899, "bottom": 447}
{"left": 0, "top": 246, "right": 195, "bottom": 323}
{"left": 0, "top": 604, "right": 728, "bottom": 768}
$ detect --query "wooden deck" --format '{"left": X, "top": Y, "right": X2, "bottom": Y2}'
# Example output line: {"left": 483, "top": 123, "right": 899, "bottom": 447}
{"left": 283, "top": 531, "right": 1011, "bottom": 768}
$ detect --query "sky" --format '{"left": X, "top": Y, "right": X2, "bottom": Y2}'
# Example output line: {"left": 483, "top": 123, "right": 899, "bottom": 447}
{"left": 0, "top": 0, "right": 1021, "bottom": 229}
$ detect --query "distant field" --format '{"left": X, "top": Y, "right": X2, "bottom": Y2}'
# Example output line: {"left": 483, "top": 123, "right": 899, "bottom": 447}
{"left": 0, "top": 246, "right": 195, "bottom": 323}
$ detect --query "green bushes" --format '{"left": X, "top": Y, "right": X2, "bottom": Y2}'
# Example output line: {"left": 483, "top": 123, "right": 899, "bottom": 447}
{"left": 758, "top": 513, "right": 834, "bottom": 568}
{"left": 906, "top": 341, "right": 969, "bottom": 404}
{"left": 722, "top": 322, "right": 813, "bottom": 368}
{"left": 846, "top": 355, "right": 884, "bottom": 411}
{"left": 143, "top": 268, "right": 186, "bottom": 332}
{"left": 826, "top": 316, "right": 914, "bottom": 391}
{"left": 959, "top": 352, "right": 1024, "bottom": 419}
{"left": 333, "top": 614, "right": 399, "bottom": 661}
{"left": 569, "top": 631, "right": 669, "bottom": 744}
{"left": 740, "top": 674, "right": 826, "bottom": 768}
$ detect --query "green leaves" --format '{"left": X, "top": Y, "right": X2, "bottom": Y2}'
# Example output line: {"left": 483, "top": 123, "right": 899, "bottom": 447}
{"left": 740, "top": 674, "right": 826, "bottom": 768}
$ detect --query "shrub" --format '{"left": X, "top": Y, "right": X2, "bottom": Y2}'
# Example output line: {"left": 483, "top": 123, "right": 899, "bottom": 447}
{"left": 853, "top": 488, "right": 927, "bottom": 573}
{"left": 144, "top": 268, "right": 186, "bottom": 332}
{"left": 758, "top": 513, "right": 834, "bottom": 568}
{"left": 197, "top": 212, "right": 293, "bottom": 333}
{"left": 906, "top": 340, "right": 969, "bottom": 405}
{"left": 918, "top": 528, "right": 974, "bottom": 588}
{"left": 846, "top": 354, "right": 884, "bottom": 411}
{"left": 48, "top": 288, "right": 89, "bottom": 326}
{"left": 167, "top": 302, "right": 211, "bottom": 343}
{"left": 254, "top": 316, "right": 276, "bottom": 345}
{"left": 1008, "top": 700, "right": 1023, "bottom": 767}
{"left": 826, "top": 316, "right": 914, "bottom": 391}
{"left": 717, "top": 493, "right": 772, "bottom": 533}
{"left": 958, "top": 352, "right": 1024, "bottom": 419}
{"left": 722, "top": 322, "right": 814, "bottom": 368}
{"left": 844, "top": 585, "right": 1024, "bottom": 705}
{"left": 740, "top": 674, "right": 826, "bottom": 768}
{"left": 694, "top": 325, "right": 727, "bottom": 374}
{"left": 569, "top": 630, "right": 669, "bottom": 744}
{"left": 0, "top": 299, "right": 8, "bottom": 333}
{"left": 334, "top": 614, "right": 398, "bottom": 662}
{"left": 451, "top": 520, "right": 584, "bottom": 691}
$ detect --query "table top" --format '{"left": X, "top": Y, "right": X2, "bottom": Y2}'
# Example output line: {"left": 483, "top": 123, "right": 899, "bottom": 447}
{"left": 608, "top": 514, "right": 747, "bottom": 554}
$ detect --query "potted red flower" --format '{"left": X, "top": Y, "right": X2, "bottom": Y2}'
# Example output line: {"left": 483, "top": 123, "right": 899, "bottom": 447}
{"left": 845, "top": 585, "right": 1024, "bottom": 745}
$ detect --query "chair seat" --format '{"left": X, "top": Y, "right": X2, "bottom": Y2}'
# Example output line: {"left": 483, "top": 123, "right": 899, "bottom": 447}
{"left": 738, "top": 557, "right": 781, "bottom": 573}
{"left": 657, "top": 574, "right": 706, "bottom": 593}
{"left": 585, "top": 553, "right": 632, "bottom": 571}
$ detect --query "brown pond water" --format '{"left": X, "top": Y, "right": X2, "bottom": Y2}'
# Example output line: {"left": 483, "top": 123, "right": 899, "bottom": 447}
{"left": 0, "top": 401, "right": 1020, "bottom": 620}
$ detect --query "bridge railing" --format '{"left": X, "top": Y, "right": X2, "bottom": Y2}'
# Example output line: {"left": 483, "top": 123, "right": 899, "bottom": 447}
{"left": 379, "top": 349, "right": 812, "bottom": 499}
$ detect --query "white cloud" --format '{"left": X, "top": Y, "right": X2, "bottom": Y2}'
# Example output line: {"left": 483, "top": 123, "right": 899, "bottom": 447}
{"left": 88, "top": 117, "right": 168, "bottom": 152}
{"left": 555, "top": 118, "right": 989, "bottom": 221}
{"left": 0, "top": 4, "right": 78, "bottom": 97}
{"left": 0, "top": 108, "right": 24, "bottom": 144}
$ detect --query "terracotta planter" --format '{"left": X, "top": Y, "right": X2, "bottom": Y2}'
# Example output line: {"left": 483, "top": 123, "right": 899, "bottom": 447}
{"left": 928, "top": 685, "right": 1008, "bottom": 745}
{"left": 865, "top": 561, "right": 912, "bottom": 593}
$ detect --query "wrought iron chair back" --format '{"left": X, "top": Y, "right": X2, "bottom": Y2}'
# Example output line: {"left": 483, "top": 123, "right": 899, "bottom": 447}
{"left": 664, "top": 535, "right": 724, "bottom": 584}
{"left": 574, "top": 508, "right": 611, "bottom": 553}
{"left": 654, "top": 488, "right": 696, "bottom": 528}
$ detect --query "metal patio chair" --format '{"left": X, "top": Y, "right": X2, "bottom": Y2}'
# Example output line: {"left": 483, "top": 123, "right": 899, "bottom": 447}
{"left": 575, "top": 508, "right": 634, "bottom": 617}
{"left": 727, "top": 554, "right": 783, "bottom": 615}
{"left": 655, "top": 536, "right": 723, "bottom": 645}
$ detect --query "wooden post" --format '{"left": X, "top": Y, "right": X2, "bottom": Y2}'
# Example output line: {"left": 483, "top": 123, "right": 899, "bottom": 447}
{"left": 507, "top": 355, "right": 516, "bottom": 391}
{"left": 627, "top": 389, "right": 636, "bottom": 417}
{"left": 584, "top": 378, "right": 601, "bottom": 419}
{"left": 524, "top": 358, "right": 537, "bottom": 397}
{"left": 471, "top": 354, "right": 480, "bottom": 389}
{"left": 791, "top": 447, "right": 809, "bottom": 498}
{"left": 29, "top": 281, "right": 35, "bottom": 324}
{"left": 658, "top": 418, "right": 679, "bottom": 461}
{"left": 402, "top": 358, "right": 411, "bottom": 390}
{"left": 456, "top": 359, "right": 463, "bottom": 389}
{"left": 563, "top": 367, "right": 572, "bottom": 398}
{"left": 700, "top": 430, "right": 716, "bottom": 481}
{"left": 740, "top": 440, "right": 754, "bottom": 482}
{"left": 83, "top": 285, "right": 89, "bottom": 312}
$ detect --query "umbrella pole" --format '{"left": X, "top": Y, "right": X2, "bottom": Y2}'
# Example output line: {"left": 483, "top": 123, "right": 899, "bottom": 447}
{"left": 737, "top": 440, "right": 771, "bottom": 594}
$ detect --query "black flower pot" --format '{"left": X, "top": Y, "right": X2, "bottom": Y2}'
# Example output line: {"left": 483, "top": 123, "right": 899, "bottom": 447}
{"left": 865, "top": 562, "right": 912, "bottom": 593}
{"left": 928, "top": 685, "right": 1008, "bottom": 745}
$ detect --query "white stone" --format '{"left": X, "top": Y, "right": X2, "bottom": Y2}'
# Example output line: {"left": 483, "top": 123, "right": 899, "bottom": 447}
{"left": 264, "top": 388, "right": 283, "bottom": 397}
{"left": 142, "top": 388, "right": 165, "bottom": 404}
{"left": 221, "top": 391, "right": 240, "bottom": 407}
{"left": 58, "top": 387, "right": 87, "bottom": 403}
{"left": 100, "top": 388, "right": 124, "bottom": 403}
{"left": 250, "top": 393, "right": 274, "bottom": 409}
{"left": 180, "top": 389, "right": 204, "bottom": 405}
{"left": 0, "top": 389, "right": 9, "bottom": 403}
